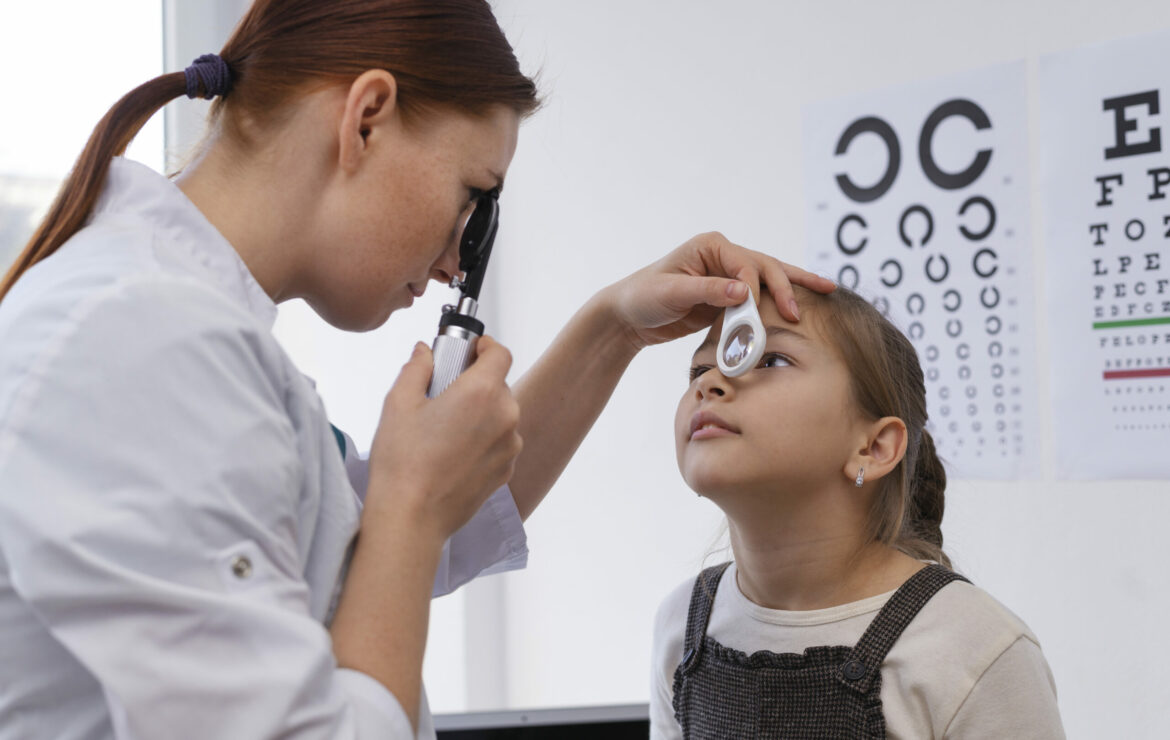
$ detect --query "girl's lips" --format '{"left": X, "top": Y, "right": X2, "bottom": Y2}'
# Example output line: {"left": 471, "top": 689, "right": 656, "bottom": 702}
{"left": 408, "top": 283, "right": 426, "bottom": 298}
{"left": 688, "top": 410, "right": 740, "bottom": 440}
{"left": 690, "top": 425, "right": 739, "bottom": 441}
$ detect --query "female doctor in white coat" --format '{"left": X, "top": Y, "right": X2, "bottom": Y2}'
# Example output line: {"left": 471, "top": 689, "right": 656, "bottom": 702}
{"left": 0, "top": 1, "right": 833, "bottom": 738}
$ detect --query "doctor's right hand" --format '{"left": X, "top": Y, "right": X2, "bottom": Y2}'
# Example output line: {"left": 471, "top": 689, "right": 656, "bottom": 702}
{"left": 364, "top": 336, "right": 523, "bottom": 542}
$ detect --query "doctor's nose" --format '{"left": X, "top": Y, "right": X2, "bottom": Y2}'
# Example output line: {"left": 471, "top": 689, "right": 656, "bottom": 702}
{"left": 429, "top": 239, "right": 461, "bottom": 285}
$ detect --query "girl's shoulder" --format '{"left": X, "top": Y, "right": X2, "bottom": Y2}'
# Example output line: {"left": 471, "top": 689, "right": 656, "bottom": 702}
{"left": 892, "top": 573, "right": 1051, "bottom": 698}
{"left": 885, "top": 575, "right": 1060, "bottom": 736}
{"left": 908, "top": 575, "right": 1039, "bottom": 651}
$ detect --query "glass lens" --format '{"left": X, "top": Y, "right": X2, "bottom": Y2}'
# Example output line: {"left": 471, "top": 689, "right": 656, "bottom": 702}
{"left": 723, "top": 325, "right": 755, "bottom": 368}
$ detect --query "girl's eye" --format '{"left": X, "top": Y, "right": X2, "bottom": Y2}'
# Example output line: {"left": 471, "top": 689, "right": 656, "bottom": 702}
{"left": 760, "top": 353, "right": 792, "bottom": 369}
{"left": 468, "top": 187, "right": 485, "bottom": 204}
{"left": 689, "top": 364, "right": 712, "bottom": 381}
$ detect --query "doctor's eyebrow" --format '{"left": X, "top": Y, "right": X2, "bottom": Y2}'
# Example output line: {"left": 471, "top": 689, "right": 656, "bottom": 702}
{"left": 691, "top": 326, "right": 811, "bottom": 361}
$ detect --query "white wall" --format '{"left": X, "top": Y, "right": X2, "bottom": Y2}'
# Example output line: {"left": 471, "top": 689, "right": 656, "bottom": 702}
{"left": 167, "top": 2, "right": 1169, "bottom": 737}
{"left": 0, "top": 0, "right": 163, "bottom": 268}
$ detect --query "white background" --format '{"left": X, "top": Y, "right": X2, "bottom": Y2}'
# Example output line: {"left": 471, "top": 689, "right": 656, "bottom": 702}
{"left": 0, "top": 1, "right": 163, "bottom": 268}
{"left": 6, "top": 2, "right": 1169, "bottom": 738}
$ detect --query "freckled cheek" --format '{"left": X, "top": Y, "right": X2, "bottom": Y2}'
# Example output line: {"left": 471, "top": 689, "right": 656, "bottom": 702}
{"left": 387, "top": 217, "right": 451, "bottom": 276}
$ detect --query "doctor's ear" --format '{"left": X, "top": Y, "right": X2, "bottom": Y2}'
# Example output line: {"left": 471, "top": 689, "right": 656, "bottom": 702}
{"left": 337, "top": 69, "right": 399, "bottom": 173}
{"left": 846, "top": 416, "right": 907, "bottom": 486}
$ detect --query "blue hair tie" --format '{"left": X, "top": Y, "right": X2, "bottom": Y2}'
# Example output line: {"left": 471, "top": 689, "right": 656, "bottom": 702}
{"left": 185, "top": 54, "right": 232, "bottom": 99}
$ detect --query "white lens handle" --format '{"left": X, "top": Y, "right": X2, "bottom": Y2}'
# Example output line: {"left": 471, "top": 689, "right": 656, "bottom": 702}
{"left": 716, "top": 295, "right": 766, "bottom": 378}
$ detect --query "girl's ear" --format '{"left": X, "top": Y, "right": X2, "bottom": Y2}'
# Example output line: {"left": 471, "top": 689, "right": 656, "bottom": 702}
{"left": 845, "top": 416, "right": 908, "bottom": 486}
{"left": 337, "top": 69, "right": 399, "bottom": 174}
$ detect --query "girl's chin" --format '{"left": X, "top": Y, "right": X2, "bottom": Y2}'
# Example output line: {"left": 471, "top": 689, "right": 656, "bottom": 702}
{"left": 681, "top": 461, "right": 788, "bottom": 501}
{"left": 681, "top": 470, "right": 748, "bottom": 500}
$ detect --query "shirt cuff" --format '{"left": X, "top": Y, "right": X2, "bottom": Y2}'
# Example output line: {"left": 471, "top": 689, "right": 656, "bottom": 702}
{"left": 330, "top": 427, "right": 527, "bottom": 597}
{"left": 433, "top": 484, "right": 528, "bottom": 598}
{"left": 335, "top": 668, "right": 416, "bottom": 738}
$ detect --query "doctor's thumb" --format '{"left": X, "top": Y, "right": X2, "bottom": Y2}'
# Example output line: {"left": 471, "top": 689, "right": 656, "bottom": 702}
{"left": 393, "top": 341, "right": 434, "bottom": 396}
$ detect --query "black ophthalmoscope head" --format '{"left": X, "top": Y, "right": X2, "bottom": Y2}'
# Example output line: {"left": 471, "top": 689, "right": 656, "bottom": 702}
{"left": 455, "top": 190, "right": 500, "bottom": 302}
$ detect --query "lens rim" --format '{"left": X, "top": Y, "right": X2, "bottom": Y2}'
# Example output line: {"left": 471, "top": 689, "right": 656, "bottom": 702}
{"left": 716, "top": 296, "right": 767, "bottom": 378}
{"left": 459, "top": 194, "right": 500, "bottom": 273}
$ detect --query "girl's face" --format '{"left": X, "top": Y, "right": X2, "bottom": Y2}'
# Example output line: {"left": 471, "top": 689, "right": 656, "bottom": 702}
{"left": 675, "top": 293, "right": 863, "bottom": 501}
{"left": 305, "top": 104, "right": 520, "bottom": 331}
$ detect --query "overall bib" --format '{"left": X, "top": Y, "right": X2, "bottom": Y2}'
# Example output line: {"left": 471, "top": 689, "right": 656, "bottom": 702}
{"left": 672, "top": 563, "right": 969, "bottom": 739}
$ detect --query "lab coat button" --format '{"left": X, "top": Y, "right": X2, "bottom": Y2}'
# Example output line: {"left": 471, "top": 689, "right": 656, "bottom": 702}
{"left": 230, "top": 555, "right": 253, "bottom": 579}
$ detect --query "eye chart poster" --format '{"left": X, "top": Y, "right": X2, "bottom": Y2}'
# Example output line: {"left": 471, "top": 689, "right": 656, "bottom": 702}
{"left": 802, "top": 62, "right": 1039, "bottom": 479}
{"left": 1038, "top": 32, "right": 1170, "bottom": 480}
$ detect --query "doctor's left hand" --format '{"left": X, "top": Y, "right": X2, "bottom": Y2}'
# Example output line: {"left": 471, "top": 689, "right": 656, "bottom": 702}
{"left": 600, "top": 231, "right": 836, "bottom": 351}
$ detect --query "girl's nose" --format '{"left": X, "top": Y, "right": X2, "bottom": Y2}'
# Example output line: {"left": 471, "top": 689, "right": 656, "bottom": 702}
{"left": 695, "top": 369, "right": 730, "bottom": 400}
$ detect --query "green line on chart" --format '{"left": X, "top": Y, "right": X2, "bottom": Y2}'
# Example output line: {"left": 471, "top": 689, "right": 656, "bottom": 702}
{"left": 1092, "top": 316, "right": 1170, "bottom": 330}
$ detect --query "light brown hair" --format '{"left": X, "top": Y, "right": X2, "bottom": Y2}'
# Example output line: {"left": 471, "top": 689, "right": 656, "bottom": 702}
{"left": 799, "top": 284, "right": 951, "bottom": 569}
{"left": 0, "top": 0, "right": 539, "bottom": 303}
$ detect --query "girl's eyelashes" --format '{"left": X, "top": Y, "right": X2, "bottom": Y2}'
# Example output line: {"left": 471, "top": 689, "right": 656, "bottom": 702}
{"left": 760, "top": 352, "right": 792, "bottom": 369}
{"left": 688, "top": 353, "right": 791, "bottom": 382}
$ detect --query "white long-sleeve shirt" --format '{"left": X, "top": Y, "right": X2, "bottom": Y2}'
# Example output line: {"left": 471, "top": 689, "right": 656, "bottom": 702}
{"left": 0, "top": 158, "right": 527, "bottom": 739}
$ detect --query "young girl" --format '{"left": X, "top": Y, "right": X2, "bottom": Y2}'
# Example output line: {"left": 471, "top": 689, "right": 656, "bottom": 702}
{"left": 651, "top": 286, "right": 1064, "bottom": 738}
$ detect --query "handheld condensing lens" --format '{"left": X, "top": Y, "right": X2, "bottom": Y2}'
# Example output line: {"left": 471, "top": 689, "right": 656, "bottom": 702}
{"left": 425, "top": 190, "right": 500, "bottom": 398}
{"left": 716, "top": 293, "right": 766, "bottom": 378}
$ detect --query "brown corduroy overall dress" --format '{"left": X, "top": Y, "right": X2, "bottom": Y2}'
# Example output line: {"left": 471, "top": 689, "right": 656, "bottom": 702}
{"left": 672, "top": 563, "right": 969, "bottom": 739}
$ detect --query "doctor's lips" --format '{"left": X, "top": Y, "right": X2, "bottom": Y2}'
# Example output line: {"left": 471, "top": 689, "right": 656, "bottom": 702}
{"left": 688, "top": 410, "right": 740, "bottom": 441}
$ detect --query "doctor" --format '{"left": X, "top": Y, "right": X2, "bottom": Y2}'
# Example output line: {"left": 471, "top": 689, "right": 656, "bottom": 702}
{"left": 0, "top": 1, "right": 832, "bottom": 738}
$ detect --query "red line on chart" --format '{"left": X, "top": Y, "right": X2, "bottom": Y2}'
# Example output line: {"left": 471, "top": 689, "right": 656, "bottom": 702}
{"left": 1103, "top": 367, "right": 1170, "bottom": 380}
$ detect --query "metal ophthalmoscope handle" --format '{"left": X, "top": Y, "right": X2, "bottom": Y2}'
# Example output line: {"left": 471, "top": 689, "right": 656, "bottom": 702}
{"left": 425, "top": 290, "right": 483, "bottom": 399}
{"left": 422, "top": 191, "right": 498, "bottom": 399}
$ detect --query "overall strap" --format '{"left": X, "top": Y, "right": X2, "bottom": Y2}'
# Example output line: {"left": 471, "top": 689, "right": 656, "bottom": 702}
{"left": 677, "top": 562, "right": 732, "bottom": 676}
{"left": 836, "top": 564, "right": 971, "bottom": 694}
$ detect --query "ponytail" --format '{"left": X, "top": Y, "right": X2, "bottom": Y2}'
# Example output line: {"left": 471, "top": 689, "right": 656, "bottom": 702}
{"left": 0, "top": 0, "right": 539, "bottom": 306}
{"left": 0, "top": 71, "right": 193, "bottom": 304}
{"left": 803, "top": 285, "right": 953, "bottom": 570}
{"left": 901, "top": 430, "right": 950, "bottom": 569}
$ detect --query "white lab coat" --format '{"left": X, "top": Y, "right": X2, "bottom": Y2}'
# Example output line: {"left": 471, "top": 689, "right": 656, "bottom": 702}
{"left": 0, "top": 158, "right": 528, "bottom": 739}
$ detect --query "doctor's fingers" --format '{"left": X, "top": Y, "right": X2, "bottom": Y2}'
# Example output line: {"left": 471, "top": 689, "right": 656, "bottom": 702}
{"left": 466, "top": 335, "right": 512, "bottom": 381}
{"left": 387, "top": 341, "right": 435, "bottom": 402}
{"left": 757, "top": 257, "right": 836, "bottom": 322}
{"left": 707, "top": 240, "right": 834, "bottom": 322}
{"left": 440, "top": 341, "right": 520, "bottom": 430}
{"left": 680, "top": 233, "right": 835, "bottom": 322}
